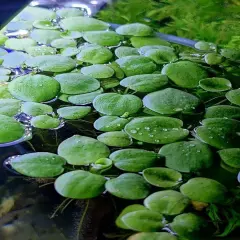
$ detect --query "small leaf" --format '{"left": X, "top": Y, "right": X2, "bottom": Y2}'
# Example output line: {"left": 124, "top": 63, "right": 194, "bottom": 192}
{"left": 199, "top": 77, "right": 232, "bottom": 92}
{"left": 81, "top": 64, "right": 115, "bottom": 79}
{"left": 218, "top": 148, "right": 240, "bottom": 168}
{"left": 30, "top": 115, "right": 60, "bottom": 129}
{"left": 204, "top": 105, "right": 240, "bottom": 119}
{"left": 115, "top": 46, "right": 139, "bottom": 58}
{"left": 116, "top": 23, "right": 153, "bottom": 37}
{"left": 51, "top": 38, "right": 77, "bottom": 49}
{"left": 226, "top": 89, "right": 240, "bottom": 106}
{"left": 57, "top": 106, "right": 91, "bottom": 120}
{"left": 128, "top": 232, "right": 177, "bottom": 240}
{"left": 130, "top": 36, "right": 170, "bottom": 48}
{"left": 21, "top": 102, "right": 53, "bottom": 116}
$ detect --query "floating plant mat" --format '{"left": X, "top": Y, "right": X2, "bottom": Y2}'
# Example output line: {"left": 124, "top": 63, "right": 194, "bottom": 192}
{"left": 0, "top": 4, "right": 240, "bottom": 240}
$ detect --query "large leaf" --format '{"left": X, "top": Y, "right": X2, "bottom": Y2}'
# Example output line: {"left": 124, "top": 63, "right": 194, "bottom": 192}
{"left": 116, "top": 23, "right": 153, "bottom": 36}
{"left": 143, "top": 167, "right": 182, "bottom": 188}
{"left": 93, "top": 93, "right": 142, "bottom": 116}
{"left": 180, "top": 177, "right": 228, "bottom": 204}
{"left": 159, "top": 141, "right": 213, "bottom": 173}
{"left": 161, "top": 61, "right": 208, "bottom": 88}
{"left": 120, "top": 74, "right": 168, "bottom": 93}
{"left": 30, "top": 29, "right": 62, "bottom": 44}
{"left": 5, "top": 38, "right": 36, "bottom": 51}
{"left": 124, "top": 116, "right": 189, "bottom": 144}
{"left": 54, "top": 73, "right": 100, "bottom": 95}
{"left": 21, "top": 102, "right": 53, "bottom": 116}
{"left": 11, "top": 152, "right": 66, "bottom": 177}
{"left": 25, "top": 55, "right": 76, "bottom": 73}
{"left": 8, "top": 74, "right": 60, "bottom": 102}
{"left": 54, "top": 170, "right": 106, "bottom": 199}
{"left": 143, "top": 88, "right": 200, "bottom": 115}
{"left": 0, "top": 114, "right": 25, "bottom": 143}
{"left": 58, "top": 135, "right": 110, "bottom": 165}
{"left": 110, "top": 148, "right": 158, "bottom": 172}
{"left": 2, "top": 51, "right": 28, "bottom": 68}
{"left": 204, "top": 105, "right": 240, "bottom": 119}
{"left": 115, "top": 56, "right": 156, "bottom": 76}
{"left": 144, "top": 190, "right": 190, "bottom": 215}
{"left": 121, "top": 210, "right": 163, "bottom": 232}
{"left": 195, "top": 118, "right": 240, "bottom": 149}
{"left": 105, "top": 173, "right": 150, "bottom": 200}
{"left": 128, "top": 232, "right": 177, "bottom": 240}
{"left": 97, "top": 131, "right": 132, "bottom": 147}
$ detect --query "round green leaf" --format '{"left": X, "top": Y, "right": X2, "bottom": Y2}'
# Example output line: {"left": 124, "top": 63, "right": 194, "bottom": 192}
{"left": 204, "top": 53, "right": 223, "bottom": 65}
{"left": 83, "top": 31, "right": 122, "bottom": 46}
{"left": 10, "top": 152, "right": 66, "bottom": 177}
{"left": 2, "top": 51, "right": 28, "bottom": 68}
{"left": 204, "top": 105, "right": 240, "bottom": 119}
{"left": 218, "top": 148, "right": 240, "bottom": 168}
{"left": 56, "top": 8, "right": 84, "bottom": 18}
{"left": 130, "top": 36, "right": 171, "bottom": 48}
{"left": 60, "top": 31, "right": 82, "bottom": 39}
{"left": 195, "top": 118, "right": 240, "bottom": 149}
{"left": 30, "top": 115, "right": 61, "bottom": 129}
{"left": 61, "top": 47, "right": 80, "bottom": 57}
{"left": 144, "top": 190, "right": 190, "bottom": 215}
{"left": 194, "top": 41, "right": 212, "bottom": 51}
{"left": 125, "top": 116, "right": 189, "bottom": 144}
{"left": 7, "top": 21, "right": 33, "bottom": 31}
{"left": 115, "top": 46, "right": 139, "bottom": 58}
{"left": 68, "top": 88, "right": 103, "bottom": 105}
{"left": 25, "top": 55, "right": 76, "bottom": 73}
{"left": 54, "top": 170, "right": 106, "bottom": 199}
{"left": 81, "top": 64, "right": 114, "bottom": 79}
{"left": 26, "top": 46, "right": 57, "bottom": 56}
{"left": 143, "top": 168, "right": 182, "bottom": 188}
{"left": 159, "top": 141, "right": 213, "bottom": 173}
{"left": 0, "top": 114, "right": 25, "bottom": 143}
{"left": 116, "top": 204, "right": 147, "bottom": 229}
{"left": 94, "top": 116, "right": 130, "bottom": 132}
{"left": 77, "top": 45, "right": 113, "bottom": 64}
{"left": 51, "top": 38, "right": 77, "bottom": 49}
{"left": 199, "top": 77, "right": 232, "bottom": 92}
{"left": 93, "top": 93, "right": 142, "bottom": 116}
{"left": 21, "top": 102, "right": 53, "bottom": 116}
{"left": 226, "top": 89, "right": 240, "bottom": 106}
{"left": 143, "top": 88, "right": 200, "bottom": 115}
{"left": 32, "top": 20, "right": 59, "bottom": 30}
{"left": 170, "top": 213, "right": 207, "bottom": 239}
{"left": 116, "top": 23, "right": 153, "bottom": 37}
{"left": 97, "top": 131, "right": 132, "bottom": 147}
{"left": 105, "top": 173, "right": 150, "bottom": 199}
{"left": 220, "top": 48, "right": 240, "bottom": 61}
{"left": 8, "top": 74, "right": 60, "bottom": 102}
{"left": 110, "top": 148, "right": 158, "bottom": 172}
{"left": 55, "top": 73, "right": 100, "bottom": 95}
{"left": 60, "top": 16, "right": 109, "bottom": 31}
{"left": 128, "top": 232, "right": 177, "bottom": 240}
{"left": 57, "top": 106, "right": 91, "bottom": 120}
{"left": 100, "top": 78, "right": 120, "bottom": 89}
{"left": 115, "top": 56, "right": 156, "bottom": 76}
{"left": 18, "top": 7, "right": 56, "bottom": 21}
{"left": 0, "top": 99, "right": 21, "bottom": 116}
{"left": 120, "top": 74, "right": 168, "bottom": 93}
{"left": 122, "top": 210, "right": 163, "bottom": 232}
{"left": 162, "top": 61, "right": 208, "bottom": 89}
{"left": 30, "top": 29, "right": 62, "bottom": 44}
{"left": 144, "top": 48, "right": 177, "bottom": 64}
{"left": 58, "top": 135, "right": 110, "bottom": 165}
{"left": 139, "top": 45, "right": 174, "bottom": 54}
{"left": 180, "top": 177, "right": 228, "bottom": 204}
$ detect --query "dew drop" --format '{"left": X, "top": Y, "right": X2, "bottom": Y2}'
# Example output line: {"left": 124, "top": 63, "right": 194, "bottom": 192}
{"left": 149, "top": 134, "right": 154, "bottom": 138}
{"left": 130, "top": 129, "right": 137, "bottom": 134}
{"left": 155, "top": 139, "right": 160, "bottom": 143}
{"left": 163, "top": 128, "right": 168, "bottom": 132}
{"left": 189, "top": 144, "right": 195, "bottom": 147}
{"left": 209, "top": 136, "right": 213, "bottom": 139}
{"left": 197, "top": 150, "right": 201, "bottom": 153}
{"left": 145, "top": 127, "right": 150, "bottom": 131}
{"left": 117, "top": 124, "right": 121, "bottom": 127}
{"left": 138, "top": 132, "right": 143, "bottom": 135}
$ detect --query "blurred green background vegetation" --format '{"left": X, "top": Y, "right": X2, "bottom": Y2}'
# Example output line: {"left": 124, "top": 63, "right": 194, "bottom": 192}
{"left": 97, "top": 0, "right": 240, "bottom": 49}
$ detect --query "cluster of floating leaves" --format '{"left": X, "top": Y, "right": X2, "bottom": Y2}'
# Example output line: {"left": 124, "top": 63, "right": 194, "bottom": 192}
{"left": 0, "top": 5, "right": 240, "bottom": 240}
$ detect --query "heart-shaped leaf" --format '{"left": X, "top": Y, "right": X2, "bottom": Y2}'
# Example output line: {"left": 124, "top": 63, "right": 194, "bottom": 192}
{"left": 143, "top": 88, "right": 200, "bottom": 115}
{"left": 161, "top": 61, "right": 208, "bottom": 88}
{"left": 180, "top": 177, "right": 228, "bottom": 204}
{"left": 81, "top": 64, "right": 114, "bottom": 79}
{"left": 11, "top": 152, "right": 66, "bottom": 177}
{"left": 121, "top": 210, "right": 163, "bottom": 232}
{"left": 144, "top": 190, "right": 190, "bottom": 215}
{"left": 204, "top": 105, "right": 240, "bottom": 119}
{"left": 105, "top": 173, "right": 150, "bottom": 199}
{"left": 124, "top": 116, "right": 189, "bottom": 144}
{"left": 8, "top": 74, "right": 60, "bottom": 102}
{"left": 199, "top": 77, "right": 232, "bottom": 92}
{"left": 120, "top": 74, "right": 168, "bottom": 93}
{"left": 58, "top": 135, "right": 110, "bottom": 165}
{"left": 55, "top": 73, "right": 100, "bottom": 95}
{"left": 93, "top": 93, "right": 142, "bottom": 116}
{"left": 97, "top": 131, "right": 132, "bottom": 147}
{"left": 195, "top": 118, "right": 240, "bottom": 149}
{"left": 110, "top": 148, "right": 158, "bottom": 172}
{"left": 94, "top": 116, "right": 130, "bottom": 132}
{"left": 21, "top": 102, "right": 53, "bottom": 116}
{"left": 143, "top": 168, "right": 182, "bottom": 187}
{"left": 55, "top": 170, "right": 106, "bottom": 199}
{"left": 116, "top": 56, "right": 156, "bottom": 76}
{"left": 57, "top": 106, "right": 91, "bottom": 120}
{"left": 159, "top": 141, "right": 213, "bottom": 173}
